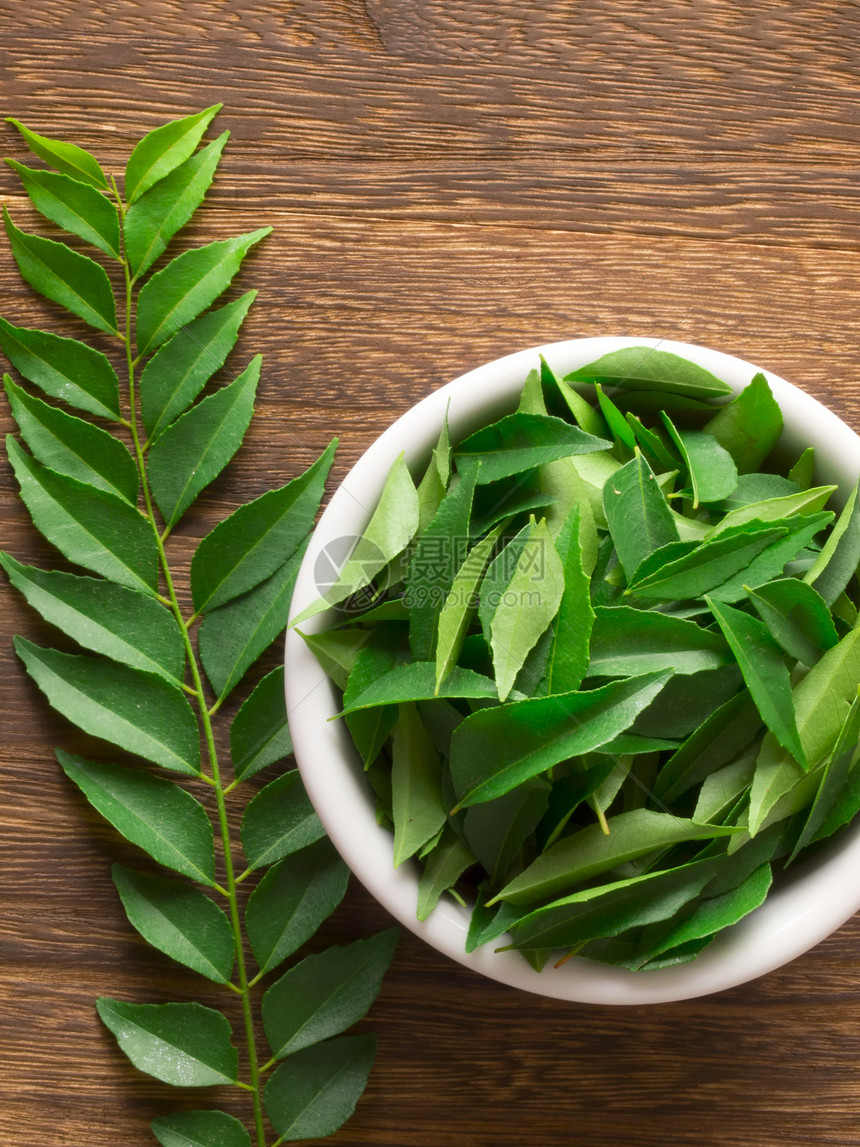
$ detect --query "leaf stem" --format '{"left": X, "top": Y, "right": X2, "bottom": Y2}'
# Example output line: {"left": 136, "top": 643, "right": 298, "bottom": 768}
{"left": 115, "top": 187, "right": 268, "bottom": 1147}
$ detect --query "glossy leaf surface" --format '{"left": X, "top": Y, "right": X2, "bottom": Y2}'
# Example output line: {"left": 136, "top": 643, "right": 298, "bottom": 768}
{"left": 96, "top": 998, "right": 237, "bottom": 1086}
{"left": 4, "top": 208, "right": 117, "bottom": 333}
{"left": 148, "top": 355, "right": 259, "bottom": 528}
{"left": 112, "top": 865, "right": 234, "bottom": 984}
{"left": 240, "top": 771, "right": 325, "bottom": 874}
{"left": 0, "top": 315, "right": 121, "bottom": 419}
{"left": 136, "top": 228, "right": 270, "bottom": 357}
{"left": 17, "top": 640, "right": 201, "bottom": 774}
{"left": 139, "top": 291, "right": 256, "bottom": 440}
{"left": 6, "top": 160, "right": 120, "bottom": 257}
{"left": 230, "top": 666, "right": 293, "bottom": 781}
{"left": 57, "top": 751, "right": 214, "bottom": 883}
{"left": 1, "top": 555, "right": 184, "bottom": 683}
{"left": 192, "top": 438, "right": 335, "bottom": 613}
{"left": 125, "top": 103, "right": 221, "bottom": 204}
{"left": 262, "top": 929, "right": 398, "bottom": 1060}
{"left": 245, "top": 840, "right": 349, "bottom": 977}
{"left": 263, "top": 1034, "right": 376, "bottom": 1141}
{"left": 6, "top": 436, "right": 157, "bottom": 595}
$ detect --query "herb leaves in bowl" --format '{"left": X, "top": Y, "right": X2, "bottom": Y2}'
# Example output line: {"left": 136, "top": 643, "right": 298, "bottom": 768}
{"left": 286, "top": 338, "right": 860, "bottom": 1003}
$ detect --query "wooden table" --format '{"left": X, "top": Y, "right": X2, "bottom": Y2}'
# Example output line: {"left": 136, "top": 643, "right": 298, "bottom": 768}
{"left": 4, "top": 5, "right": 860, "bottom": 1145}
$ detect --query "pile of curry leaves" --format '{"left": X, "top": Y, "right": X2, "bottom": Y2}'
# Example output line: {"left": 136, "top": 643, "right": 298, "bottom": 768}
{"left": 298, "top": 346, "right": 860, "bottom": 972}
{"left": 1, "top": 107, "right": 396, "bottom": 1145}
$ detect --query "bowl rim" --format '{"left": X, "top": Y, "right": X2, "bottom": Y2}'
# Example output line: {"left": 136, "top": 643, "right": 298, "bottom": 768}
{"left": 285, "top": 335, "right": 860, "bottom": 1005}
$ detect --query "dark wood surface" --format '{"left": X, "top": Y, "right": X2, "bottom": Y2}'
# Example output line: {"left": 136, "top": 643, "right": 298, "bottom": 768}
{"left": 4, "top": 5, "right": 860, "bottom": 1145}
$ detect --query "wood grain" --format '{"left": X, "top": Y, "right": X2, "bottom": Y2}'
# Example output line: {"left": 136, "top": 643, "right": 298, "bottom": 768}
{"left": 3, "top": 3, "right": 860, "bottom": 1145}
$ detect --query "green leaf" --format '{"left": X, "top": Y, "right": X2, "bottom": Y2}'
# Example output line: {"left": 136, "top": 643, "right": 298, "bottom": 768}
{"left": 0, "top": 315, "right": 121, "bottom": 420}
{"left": 241, "top": 771, "right": 325, "bottom": 874}
{"left": 139, "top": 291, "right": 256, "bottom": 440}
{"left": 405, "top": 464, "right": 478, "bottom": 661}
{"left": 494, "top": 809, "right": 737, "bottom": 909}
{"left": 788, "top": 693, "right": 860, "bottom": 862}
{"left": 415, "top": 411, "right": 451, "bottom": 516}
{"left": 6, "top": 160, "right": 120, "bottom": 258}
{"left": 537, "top": 455, "right": 598, "bottom": 571}
{"left": 594, "top": 383, "right": 637, "bottom": 452}
{"left": 290, "top": 453, "right": 419, "bottom": 627}
{"left": 135, "top": 228, "right": 270, "bottom": 357}
{"left": 391, "top": 703, "right": 447, "bottom": 866}
{"left": 125, "top": 131, "right": 229, "bottom": 277}
{"left": 111, "top": 865, "right": 234, "bottom": 984}
{"left": 6, "top": 436, "right": 157, "bottom": 594}
{"left": 96, "top": 998, "right": 237, "bottom": 1086}
{"left": 517, "top": 366, "right": 546, "bottom": 415}
{"left": 463, "top": 777, "right": 550, "bottom": 886}
{"left": 147, "top": 355, "right": 259, "bottom": 528}
{"left": 3, "top": 207, "right": 118, "bottom": 333}
{"left": 541, "top": 506, "right": 595, "bottom": 694}
{"left": 454, "top": 412, "right": 610, "bottom": 483}
{"left": 652, "top": 690, "right": 762, "bottom": 804}
{"left": 603, "top": 450, "right": 680, "bottom": 582}
{"left": 707, "top": 485, "right": 836, "bottom": 538}
{"left": 192, "top": 439, "right": 335, "bottom": 614}
{"left": 434, "top": 523, "right": 504, "bottom": 691}
{"left": 245, "top": 840, "right": 349, "bottom": 978}
{"left": 341, "top": 635, "right": 399, "bottom": 767}
{"left": 338, "top": 661, "right": 499, "bottom": 714}
{"left": 747, "top": 626, "right": 860, "bottom": 834}
{"left": 416, "top": 827, "right": 476, "bottom": 921}
{"left": 262, "top": 928, "right": 398, "bottom": 1060}
{"left": 263, "top": 1034, "right": 376, "bottom": 1141}
{"left": 199, "top": 542, "right": 307, "bottom": 702}
{"left": 705, "top": 512, "right": 833, "bottom": 604}
{"left": 702, "top": 372, "right": 783, "bottom": 473}
{"left": 0, "top": 555, "right": 184, "bottom": 683}
{"left": 540, "top": 353, "right": 608, "bottom": 439}
{"left": 747, "top": 577, "right": 838, "bottom": 666}
{"left": 789, "top": 446, "right": 815, "bottom": 489}
{"left": 565, "top": 450, "right": 621, "bottom": 529}
{"left": 565, "top": 346, "right": 733, "bottom": 399}
{"left": 57, "top": 751, "right": 215, "bottom": 883}
{"left": 660, "top": 415, "right": 739, "bottom": 507}
{"left": 465, "top": 882, "right": 522, "bottom": 952}
{"left": 489, "top": 518, "right": 565, "bottom": 702}
{"left": 633, "top": 863, "right": 773, "bottom": 969}
{"left": 230, "top": 666, "right": 292, "bottom": 781}
{"left": 629, "top": 661, "right": 742, "bottom": 741}
{"left": 626, "top": 521, "right": 789, "bottom": 601}
{"left": 152, "top": 1110, "right": 251, "bottom": 1147}
{"left": 299, "top": 627, "right": 369, "bottom": 692}
{"left": 625, "top": 412, "right": 680, "bottom": 475}
{"left": 706, "top": 597, "right": 805, "bottom": 767}
{"left": 717, "top": 472, "right": 800, "bottom": 511}
{"left": 450, "top": 670, "right": 672, "bottom": 809}
{"left": 802, "top": 477, "right": 860, "bottom": 606}
{"left": 587, "top": 605, "right": 733, "bottom": 678}
{"left": 693, "top": 751, "right": 758, "bottom": 824}
{"left": 477, "top": 522, "right": 531, "bottom": 642}
{"left": 17, "top": 640, "right": 201, "bottom": 774}
{"left": 125, "top": 104, "right": 222, "bottom": 204}
{"left": 508, "top": 859, "right": 720, "bottom": 952}
{"left": 6, "top": 117, "right": 108, "bottom": 188}
{"left": 5, "top": 375, "right": 138, "bottom": 502}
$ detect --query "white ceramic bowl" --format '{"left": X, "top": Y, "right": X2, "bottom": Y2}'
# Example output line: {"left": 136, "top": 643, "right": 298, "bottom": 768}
{"left": 285, "top": 336, "right": 860, "bottom": 1004}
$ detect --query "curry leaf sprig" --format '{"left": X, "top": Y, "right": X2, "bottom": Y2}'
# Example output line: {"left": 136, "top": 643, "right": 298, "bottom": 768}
{"left": 299, "top": 346, "right": 860, "bottom": 972}
{"left": 1, "top": 107, "right": 397, "bottom": 1146}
